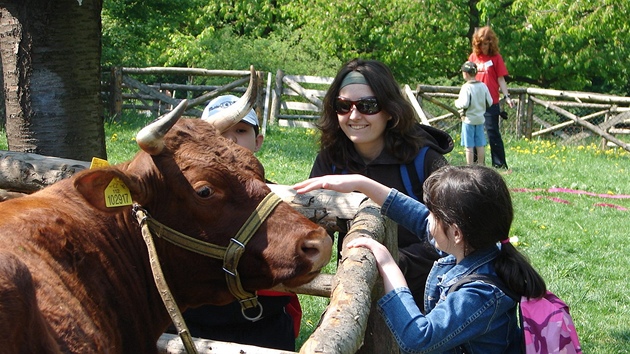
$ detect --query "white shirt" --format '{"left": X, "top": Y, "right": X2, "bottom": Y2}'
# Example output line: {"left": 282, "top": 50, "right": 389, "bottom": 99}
{"left": 455, "top": 80, "right": 493, "bottom": 125}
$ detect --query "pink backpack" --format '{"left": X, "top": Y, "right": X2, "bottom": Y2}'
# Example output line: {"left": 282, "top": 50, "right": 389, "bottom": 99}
{"left": 521, "top": 291, "right": 582, "bottom": 353}
{"left": 450, "top": 274, "right": 583, "bottom": 354}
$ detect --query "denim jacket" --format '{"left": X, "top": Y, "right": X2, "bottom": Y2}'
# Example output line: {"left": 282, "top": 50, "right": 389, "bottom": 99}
{"left": 378, "top": 189, "right": 521, "bottom": 353}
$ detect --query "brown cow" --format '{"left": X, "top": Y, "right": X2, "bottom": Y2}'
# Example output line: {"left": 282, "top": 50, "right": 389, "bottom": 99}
{"left": 0, "top": 79, "right": 332, "bottom": 353}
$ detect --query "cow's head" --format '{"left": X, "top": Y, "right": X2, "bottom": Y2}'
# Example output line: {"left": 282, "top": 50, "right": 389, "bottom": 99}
{"left": 74, "top": 68, "right": 332, "bottom": 310}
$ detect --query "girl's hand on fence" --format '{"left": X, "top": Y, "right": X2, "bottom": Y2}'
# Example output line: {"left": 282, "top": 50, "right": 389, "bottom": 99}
{"left": 347, "top": 237, "right": 392, "bottom": 265}
{"left": 347, "top": 237, "right": 407, "bottom": 292}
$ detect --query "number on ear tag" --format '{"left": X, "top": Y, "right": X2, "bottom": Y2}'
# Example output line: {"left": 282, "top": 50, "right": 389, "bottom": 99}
{"left": 104, "top": 177, "right": 132, "bottom": 207}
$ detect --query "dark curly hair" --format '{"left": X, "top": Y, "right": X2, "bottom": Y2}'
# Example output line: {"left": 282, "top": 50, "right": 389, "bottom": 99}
{"left": 317, "top": 58, "right": 425, "bottom": 172}
{"left": 472, "top": 26, "right": 500, "bottom": 56}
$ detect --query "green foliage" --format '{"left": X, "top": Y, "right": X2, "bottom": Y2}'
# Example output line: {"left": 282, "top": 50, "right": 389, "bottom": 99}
{"left": 480, "top": 0, "right": 630, "bottom": 93}
{"left": 284, "top": 0, "right": 472, "bottom": 83}
{"left": 102, "top": 0, "right": 630, "bottom": 95}
{"left": 183, "top": 27, "right": 342, "bottom": 77}
{"left": 102, "top": 0, "right": 340, "bottom": 76}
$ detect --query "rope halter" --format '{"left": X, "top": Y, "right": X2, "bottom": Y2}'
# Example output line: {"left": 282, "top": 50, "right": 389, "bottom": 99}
{"left": 133, "top": 192, "right": 282, "bottom": 353}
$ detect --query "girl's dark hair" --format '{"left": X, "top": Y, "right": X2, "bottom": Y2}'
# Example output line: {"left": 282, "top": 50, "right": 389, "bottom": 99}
{"left": 472, "top": 26, "right": 500, "bottom": 56}
{"left": 317, "top": 58, "right": 424, "bottom": 171}
{"left": 423, "top": 165, "right": 546, "bottom": 299}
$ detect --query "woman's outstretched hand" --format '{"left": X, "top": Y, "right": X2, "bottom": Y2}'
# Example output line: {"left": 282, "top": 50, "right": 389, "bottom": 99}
{"left": 293, "top": 175, "right": 366, "bottom": 194}
{"left": 293, "top": 174, "right": 391, "bottom": 206}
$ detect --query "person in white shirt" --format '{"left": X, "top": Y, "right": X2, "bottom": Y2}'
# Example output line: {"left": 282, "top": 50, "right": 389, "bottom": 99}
{"left": 455, "top": 61, "right": 493, "bottom": 165}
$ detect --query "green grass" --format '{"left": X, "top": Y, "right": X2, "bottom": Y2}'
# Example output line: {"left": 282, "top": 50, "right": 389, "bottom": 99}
{"left": 2, "top": 116, "right": 630, "bottom": 352}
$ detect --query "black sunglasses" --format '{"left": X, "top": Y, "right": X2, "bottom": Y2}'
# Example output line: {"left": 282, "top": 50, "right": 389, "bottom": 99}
{"left": 335, "top": 97, "right": 381, "bottom": 115}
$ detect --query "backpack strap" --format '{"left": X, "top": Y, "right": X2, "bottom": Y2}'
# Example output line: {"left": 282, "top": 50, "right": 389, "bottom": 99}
{"left": 400, "top": 146, "right": 430, "bottom": 201}
{"left": 449, "top": 273, "right": 519, "bottom": 301}
{"left": 331, "top": 165, "right": 347, "bottom": 174}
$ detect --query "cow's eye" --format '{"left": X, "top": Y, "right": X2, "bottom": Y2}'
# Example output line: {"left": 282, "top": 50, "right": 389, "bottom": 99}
{"left": 196, "top": 186, "right": 213, "bottom": 198}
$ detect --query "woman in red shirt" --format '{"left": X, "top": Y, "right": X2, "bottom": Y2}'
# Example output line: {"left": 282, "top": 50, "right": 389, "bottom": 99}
{"left": 468, "top": 26, "right": 514, "bottom": 170}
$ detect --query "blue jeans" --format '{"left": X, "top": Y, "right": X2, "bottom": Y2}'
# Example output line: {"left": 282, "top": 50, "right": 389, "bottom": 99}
{"left": 485, "top": 104, "right": 508, "bottom": 168}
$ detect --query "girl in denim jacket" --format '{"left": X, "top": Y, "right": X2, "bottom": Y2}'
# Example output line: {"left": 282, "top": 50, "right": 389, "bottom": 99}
{"left": 294, "top": 165, "right": 546, "bottom": 353}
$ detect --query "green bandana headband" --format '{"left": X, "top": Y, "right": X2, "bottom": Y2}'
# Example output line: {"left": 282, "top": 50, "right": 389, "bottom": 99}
{"left": 340, "top": 71, "right": 368, "bottom": 89}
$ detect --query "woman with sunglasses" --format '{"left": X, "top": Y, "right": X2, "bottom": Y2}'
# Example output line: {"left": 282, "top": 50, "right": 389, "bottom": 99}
{"left": 309, "top": 58, "right": 453, "bottom": 311}
{"left": 468, "top": 26, "right": 514, "bottom": 170}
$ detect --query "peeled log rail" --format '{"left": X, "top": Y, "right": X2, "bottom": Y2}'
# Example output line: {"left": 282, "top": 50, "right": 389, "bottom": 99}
{"left": 158, "top": 333, "right": 294, "bottom": 354}
{"left": 300, "top": 199, "right": 398, "bottom": 354}
{"left": 267, "top": 184, "right": 367, "bottom": 234}
{"left": 270, "top": 273, "right": 333, "bottom": 298}
{"left": 0, "top": 151, "right": 90, "bottom": 193}
{"left": 122, "top": 67, "right": 251, "bottom": 77}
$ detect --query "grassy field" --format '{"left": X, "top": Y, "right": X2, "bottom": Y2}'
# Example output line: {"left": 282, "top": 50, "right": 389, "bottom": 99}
{"left": 2, "top": 114, "right": 629, "bottom": 352}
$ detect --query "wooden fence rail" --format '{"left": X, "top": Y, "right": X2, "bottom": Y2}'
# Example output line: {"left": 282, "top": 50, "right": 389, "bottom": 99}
{"left": 105, "top": 67, "right": 271, "bottom": 129}
{"left": 102, "top": 67, "right": 630, "bottom": 150}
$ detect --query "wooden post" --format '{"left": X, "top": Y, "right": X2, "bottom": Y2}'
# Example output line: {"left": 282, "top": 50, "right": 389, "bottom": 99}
{"left": 269, "top": 69, "right": 284, "bottom": 126}
{"left": 515, "top": 93, "right": 525, "bottom": 138}
{"left": 261, "top": 71, "right": 273, "bottom": 136}
{"left": 525, "top": 95, "right": 534, "bottom": 139}
{"left": 110, "top": 67, "right": 123, "bottom": 117}
{"left": 299, "top": 199, "right": 398, "bottom": 354}
{"left": 405, "top": 84, "right": 430, "bottom": 125}
{"left": 600, "top": 111, "right": 607, "bottom": 150}
{"left": 255, "top": 70, "right": 265, "bottom": 127}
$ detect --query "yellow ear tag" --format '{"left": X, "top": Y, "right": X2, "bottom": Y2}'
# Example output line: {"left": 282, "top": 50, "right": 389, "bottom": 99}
{"left": 104, "top": 177, "right": 132, "bottom": 208}
{"left": 90, "top": 157, "right": 110, "bottom": 169}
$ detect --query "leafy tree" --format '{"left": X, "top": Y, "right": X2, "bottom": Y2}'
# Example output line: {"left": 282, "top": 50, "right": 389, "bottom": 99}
{"left": 102, "top": 0, "right": 340, "bottom": 77}
{"left": 478, "top": 0, "right": 630, "bottom": 93}
{"left": 283, "top": 0, "right": 473, "bottom": 84}
{"left": 102, "top": 0, "right": 630, "bottom": 95}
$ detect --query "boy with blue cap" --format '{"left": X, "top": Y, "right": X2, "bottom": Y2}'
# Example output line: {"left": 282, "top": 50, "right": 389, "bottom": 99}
{"left": 177, "top": 95, "right": 300, "bottom": 350}
{"left": 201, "top": 94, "right": 264, "bottom": 152}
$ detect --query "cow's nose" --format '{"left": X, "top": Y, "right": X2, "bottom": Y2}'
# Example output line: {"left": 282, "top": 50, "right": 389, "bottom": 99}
{"left": 300, "top": 228, "right": 333, "bottom": 270}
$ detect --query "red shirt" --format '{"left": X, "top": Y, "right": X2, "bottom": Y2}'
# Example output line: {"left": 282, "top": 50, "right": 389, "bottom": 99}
{"left": 468, "top": 53, "right": 509, "bottom": 104}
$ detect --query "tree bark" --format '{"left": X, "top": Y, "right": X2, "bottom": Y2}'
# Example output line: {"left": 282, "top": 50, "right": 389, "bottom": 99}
{"left": 0, "top": 0, "right": 106, "bottom": 161}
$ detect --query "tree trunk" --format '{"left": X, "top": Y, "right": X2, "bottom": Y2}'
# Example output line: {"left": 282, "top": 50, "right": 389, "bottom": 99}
{"left": 0, "top": 0, "right": 106, "bottom": 161}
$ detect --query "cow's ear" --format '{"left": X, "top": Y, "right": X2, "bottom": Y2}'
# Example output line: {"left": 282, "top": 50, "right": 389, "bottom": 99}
{"left": 74, "top": 168, "right": 141, "bottom": 213}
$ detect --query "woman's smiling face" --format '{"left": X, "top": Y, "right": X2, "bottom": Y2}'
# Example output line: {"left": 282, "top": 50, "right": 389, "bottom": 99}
{"left": 337, "top": 84, "right": 391, "bottom": 161}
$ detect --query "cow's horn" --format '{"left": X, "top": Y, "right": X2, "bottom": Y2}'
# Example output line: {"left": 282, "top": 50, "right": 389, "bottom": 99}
{"left": 203, "top": 66, "right": 258, "bottom": 133}
{"left": 136, "top": 99, "right": 189, "bottom": 155}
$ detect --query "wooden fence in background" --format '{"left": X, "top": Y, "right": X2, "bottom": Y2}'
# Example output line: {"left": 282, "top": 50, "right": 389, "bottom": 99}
{"left": 104, "top": 67, "right": 271, "bottom": 128}
{"left": 102, "top": 67, "right": 630, "bottom": 151}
